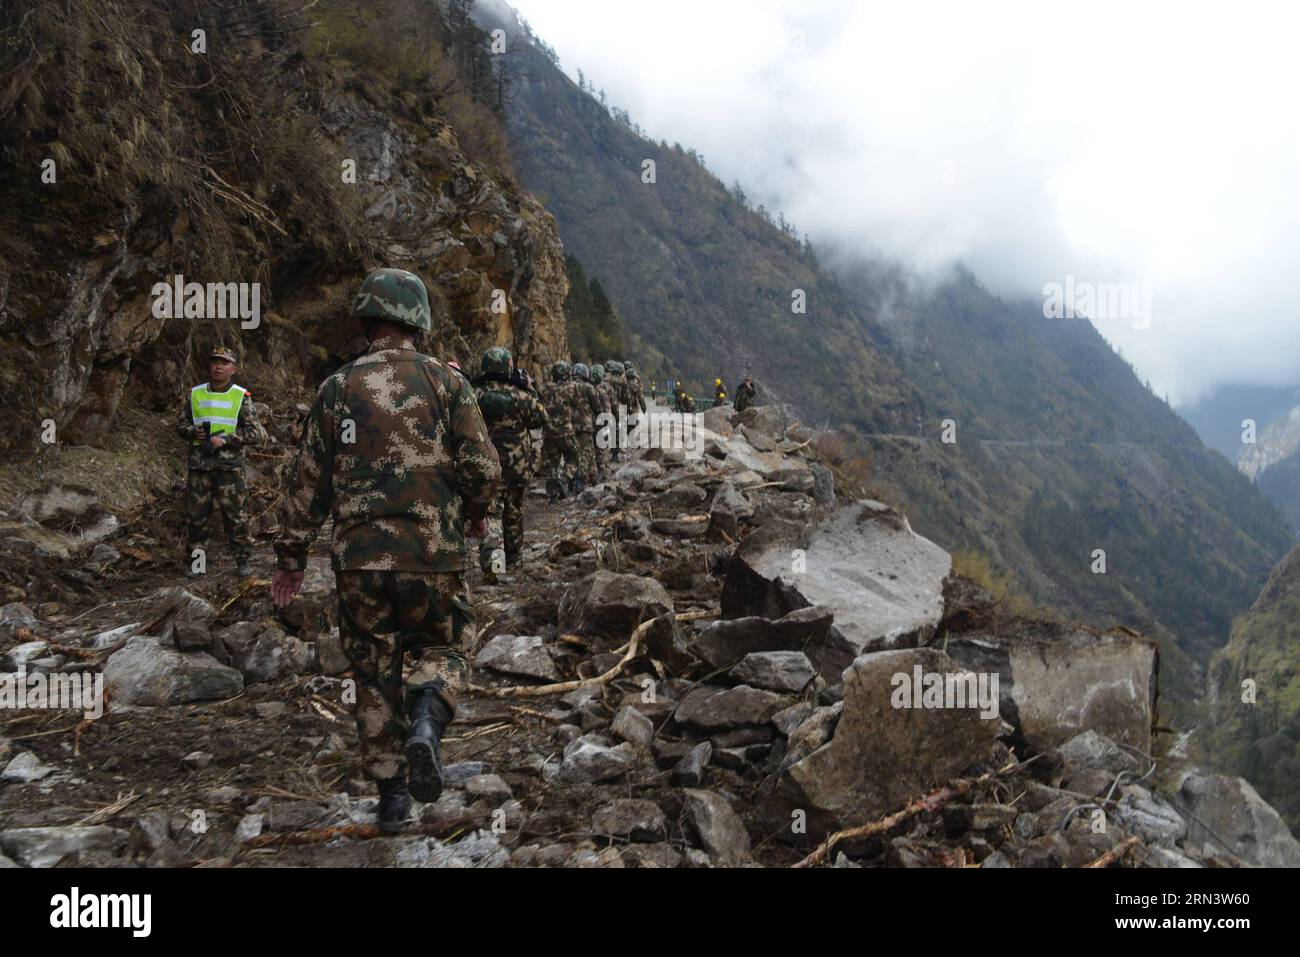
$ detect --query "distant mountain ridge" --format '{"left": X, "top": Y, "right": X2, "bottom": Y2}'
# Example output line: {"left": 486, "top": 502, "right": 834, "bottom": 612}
{"left": 477, "top": 1, "right": 1295, "bottom": 712}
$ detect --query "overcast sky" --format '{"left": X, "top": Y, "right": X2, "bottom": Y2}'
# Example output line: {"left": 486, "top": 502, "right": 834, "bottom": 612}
{"left": 504, "top": 0, "right": 1300, "bottom": 407}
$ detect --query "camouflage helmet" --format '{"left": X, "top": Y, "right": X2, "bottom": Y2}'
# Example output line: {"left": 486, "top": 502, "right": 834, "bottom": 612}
{"left": 591, "top": 363, "right": 606, "bottom": 383}
{"left": 624, "top": 361, "right": 637, "bottom": 376}
{"left": 352, "top": 268, "right": 432, "bottom": 331}
{"left": 481, "top": 346, "right": 513, "bottom": 376}
{"left": 552, "top": 360, "right": 571, "bottom": 381}
{"left": 572, "top": 362, "right": 591, "bottom": 381}
{"left": 606, "top": 360, "right": 625, "bottom": 376}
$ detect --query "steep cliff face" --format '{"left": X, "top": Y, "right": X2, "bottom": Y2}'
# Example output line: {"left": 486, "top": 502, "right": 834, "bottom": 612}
{"left": 0, "top": 0, "right": 568, "bottom": 457}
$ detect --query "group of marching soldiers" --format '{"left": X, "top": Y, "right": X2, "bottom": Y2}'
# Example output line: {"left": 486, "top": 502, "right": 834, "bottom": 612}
{"left": 538, "top": 359, "right": 645, "bottom": 501}
{"left": 469, "top": 352, "right": 645, "bottom": 581}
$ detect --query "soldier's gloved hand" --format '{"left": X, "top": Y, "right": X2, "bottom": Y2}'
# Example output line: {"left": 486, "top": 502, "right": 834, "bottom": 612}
{"left": 209, "top": 435, "right": 226, "bottom": 449}
{"left": 271, "top": 569, "right": 304, "bottom": 608}
{"left": 467, "top": 518, "right": 488, "bottom": 539}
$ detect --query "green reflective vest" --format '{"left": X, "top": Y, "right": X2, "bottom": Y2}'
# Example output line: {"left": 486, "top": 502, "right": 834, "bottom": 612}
{"left": 190, "top": 383, "right": 247, "bottom": 440}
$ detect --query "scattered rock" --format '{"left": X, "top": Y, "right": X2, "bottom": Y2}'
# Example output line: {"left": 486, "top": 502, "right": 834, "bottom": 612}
{"left": 610, "top": 706, "right": 655, "bottom": 748}
{"left": 683, "top": 789, "right": 752, "bottom": 866}
{"left": 475, "top": 635, "right": 563, "bottom": 682}
{"left": 103, "top": 636, "right": 243, "bottom": 705}
{"left": 692, "top": 605, "right": 835, "bottom": 676}
{"left": 731, "top": 651, "right": 815, "bottom": 693}
{"left": 464, "top": 774, "right": 513, "bottom": 803}
{"left": 315, "top": 628, "right": 351, "bottom": 676}
{"left": 672, "top": 741, "right": 713, "bottom": 786}
{"left": 0, "top": 826, "right": 128, "bottom": 867}
{"left": 592, "top": 799, "right": 668, "bottom": 843}
{"left": 1, "top": 751, "right": 56, "bottom": 784}
{"left": 558, "top": 571, "right": 673, "bottom": 638}
{"left": 560, "top": 735, "right": 636, "bottom": 783}
{"left": 675, "top": 685, "right": 789, "bottom": 732}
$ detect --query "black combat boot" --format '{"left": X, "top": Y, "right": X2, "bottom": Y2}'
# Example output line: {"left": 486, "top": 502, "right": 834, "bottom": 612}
{"left": 376, "top": 776, "right": 412, "bottom": 834}
{"left": 236, "top": 557, "right": 252, "bottom": 577}
{"left": 571, "top": 477, "right": 586, "bottom": 496}
{"left": 405, "top": 684, "right": 454, "bottom": 803}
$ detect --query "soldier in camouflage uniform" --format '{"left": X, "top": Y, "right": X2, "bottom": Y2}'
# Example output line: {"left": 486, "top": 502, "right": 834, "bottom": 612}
{"left": 591, "top": 364, "right": 615, "bottom": 481}
{"left": 624, "top": 360, "right": 648, "bottom": 426}
{"left": 604, "top": 360, "right": 629, "bottom": 462}
{"left": 539, "top": 361, "right": 577, "bottom": 502}
{"left": 568, "top": 363, "right": 602, "bottom": 491}
{"left": 734, "top": 376, "right": 757, "bottom": 413}
{"left": 474, "top": 346, "right": 548, "bottom": 577}
{"left": 271, "top": 268, "right": 500, "bottom": 834}
{"left": 176, "top": 346, "right": 264, "bottom": 578}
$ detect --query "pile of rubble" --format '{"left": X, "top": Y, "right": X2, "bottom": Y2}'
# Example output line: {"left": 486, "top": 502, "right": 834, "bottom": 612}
{"left": 2, "top": 404, "right": 1298, "bottom": 868}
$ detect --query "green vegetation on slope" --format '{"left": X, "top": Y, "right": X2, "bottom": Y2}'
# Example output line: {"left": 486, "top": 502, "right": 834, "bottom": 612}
{"left": 484, "top": 4, "right": 1293, "bottom": 720}
{"left": 1204, "top": 547, "right": 1300, "bottom": 834}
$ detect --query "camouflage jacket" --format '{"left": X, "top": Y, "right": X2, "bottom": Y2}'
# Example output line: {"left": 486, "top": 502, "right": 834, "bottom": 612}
{"left": 540, "top": 380, "right": 573, "bottom": 436}
{"left": 735, "top": 381, "right": 756, "bottom": 411}
{"left": 625, "top": 373, "right": 647, "bottom": 414}
{"left": 595, "top": 381, "right": 615, "bottom": 418}
{"left": 176, "top": 384, "right": 264, "bottom": 471}
{"left": 475, "top": 377, "right": 548, "bottom": 487}
{"left": 273, "top": 335, "right": 501, "bottom": 573}
{"left": 607, "top": 373, "right": 640, "bottom": 419}
{"left": 568, "top": 379, "right": 602, "bottom": 434}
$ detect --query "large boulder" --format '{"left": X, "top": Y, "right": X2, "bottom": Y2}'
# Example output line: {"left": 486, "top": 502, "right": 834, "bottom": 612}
{"left": 940, "top": 624, "right": 1158, "bottom": 752}
{"left": 558, "top": 572, "right": 673, "bottom": 639}
{"left": 1173, "top": 771, "right": 1300, "bottom": 867}
{"left": 104, "top": 636, "right": 244, "bottom": 706}
{"left": 722, "top": 501, "right": 951, "bottom": 670}
{"left": 698, "top": 407, "right": 734, "bottom": 437}
{"left": 731, "top": 405, "right": 788, "bottom": 439}
{"left": 769, "top": 648, "right": 1000, "bottom": 837}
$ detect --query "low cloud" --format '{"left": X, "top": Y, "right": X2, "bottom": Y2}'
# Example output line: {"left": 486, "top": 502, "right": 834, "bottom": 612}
{"left": 508, "top": 0, "right": 1300, "bottom": 406}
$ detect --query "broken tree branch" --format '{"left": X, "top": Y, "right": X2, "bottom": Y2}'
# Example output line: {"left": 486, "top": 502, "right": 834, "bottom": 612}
{"left": 1085, "top": 835, "right": 1141, "bottom": 868}
{"left": 464, "top": 617, "right": 654, "bottom": 699}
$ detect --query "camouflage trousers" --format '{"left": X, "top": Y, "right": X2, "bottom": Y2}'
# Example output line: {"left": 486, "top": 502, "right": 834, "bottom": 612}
{"left": 574, "top": 430, "right": 597, "bottom": 484}
{"left": 478, "top": 483, "right": 526, "bottom": 572}
{"left": 336, "top": 570, "right": 473, "bottom": 782}
{"left": 542, "top": 433, "right": 578, "bottom": 482}
{"left": 594, "top": 422, "right": 612, "bottom": 477}
{"left": 617, "top": 414, "right": 640, "bottom": 457}
{"left": 185, "top": 468, "right": 253, "bottom": 562}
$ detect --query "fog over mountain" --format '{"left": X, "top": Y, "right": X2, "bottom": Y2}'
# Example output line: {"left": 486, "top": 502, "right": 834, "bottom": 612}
{"left": 505, "top": 0, "right": 1300, "bottom": 407}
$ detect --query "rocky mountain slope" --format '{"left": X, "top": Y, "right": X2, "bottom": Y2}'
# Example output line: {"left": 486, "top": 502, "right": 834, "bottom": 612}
{"left": 4, "top": 401, "right": 1296, "bottom": 867}
{"left": 0, "top": 0, "right": 569, "bottom": 461}
{"left": 472, "top": 3, "right": 1293, "bottom": 714}
{"left": 1203, "top": 545, "right": 1300, "bottom": 836}
{"left": 1240, "top": 406, "right": 1300, "bottom": 535}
